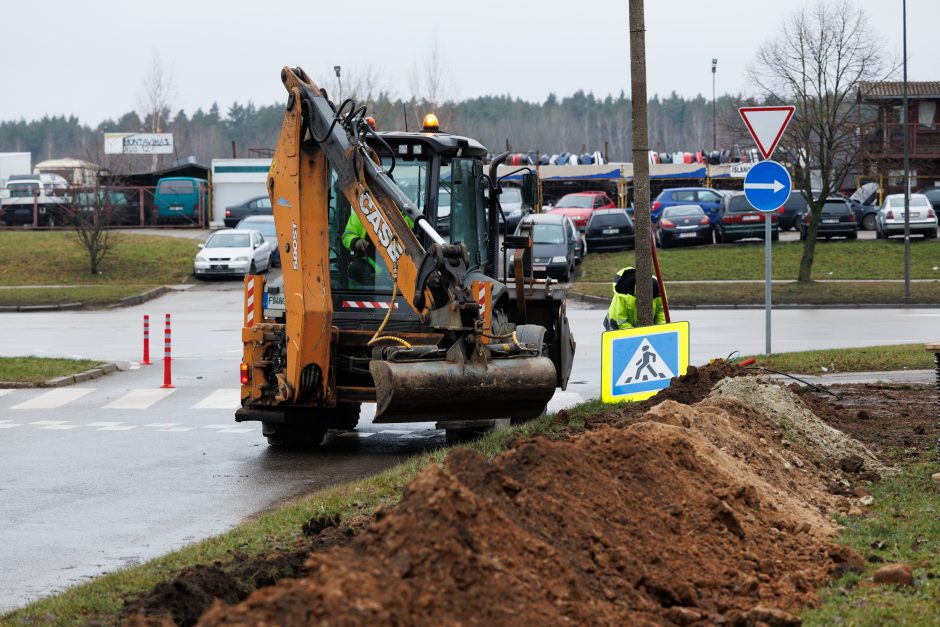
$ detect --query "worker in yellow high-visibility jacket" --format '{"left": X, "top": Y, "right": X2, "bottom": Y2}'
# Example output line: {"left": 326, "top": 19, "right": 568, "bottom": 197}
{"left": 603, "top": 266, "right": 666, "bottom": 330}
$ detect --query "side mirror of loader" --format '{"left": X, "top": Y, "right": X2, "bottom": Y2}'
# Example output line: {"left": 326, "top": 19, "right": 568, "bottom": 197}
{"left": 520, "top": 173, "right": 538, "bottom": 206}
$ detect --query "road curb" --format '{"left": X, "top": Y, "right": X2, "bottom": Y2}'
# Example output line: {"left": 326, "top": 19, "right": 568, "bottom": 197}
{"left": 0, "top": 302, "right": 83, "bottom": 312}
{"left": 568, "top": 290, "right": 940, "bottom": 310}
{"left": 0, "top": 362, "right": 119, "bottom": 389}
{"left": 43, "top": 362, "right": 119, "bottom": 388}
{"left": 113, "top": 286, "right": 171, "bottom": 309}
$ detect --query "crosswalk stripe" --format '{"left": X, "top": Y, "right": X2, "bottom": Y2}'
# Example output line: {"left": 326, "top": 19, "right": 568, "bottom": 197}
{"left": 104, "top": 388, "right": 176, "bottom": 410}
{"left": 191, "top": 388, "right": 240, "bottom": 410}
{"left": 218, "top": 427, "right": 253, "bottom": 434}
{"left": 40, "top": 424, "right": 80, "bottom": 430}
{"left": 12, "top": 388, "right": 93, "bottom": 410}
{"left": 86, "top": 421, "right": 125, "bottom": 427}
{"left": 0, "top": 423, "right": 22, "bottom": 428}
{"left": 98, "top": 425, "right": 137, "bottom": 431}
{"left": 145, "top": 422, "right": 180, "bottom": 428}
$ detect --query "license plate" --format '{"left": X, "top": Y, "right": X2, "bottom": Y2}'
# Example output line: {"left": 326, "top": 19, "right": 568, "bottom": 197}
{"left": 170, "top": 205, "right": 183, "bottom": 212}
{"left": 822, "top": 218, "right": 838, "bottom": 224}
{"left": 602, "top": 228, "right": 619, "bottom": 235}
{"left": 678, "top": 232, "right": 697, "bottom": 238}
{"left": 742, "top": 215, "right": 761, "bottom": 222}
{"left": 533, "top": 265, "right": 547, "bottom": 271}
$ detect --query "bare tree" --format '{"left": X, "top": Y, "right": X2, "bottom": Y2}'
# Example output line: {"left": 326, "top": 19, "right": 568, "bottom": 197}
{"left": 137, "top": 53, "right": 175, "bottom": 169}
{"left": 409, "top": 38, "right": 455, "bottom": 115}
{"left": 748, "top": 0, "right": 888, "bottom": 282}
{"left": 68, "top": 173, "right": 119, "bottom": 275}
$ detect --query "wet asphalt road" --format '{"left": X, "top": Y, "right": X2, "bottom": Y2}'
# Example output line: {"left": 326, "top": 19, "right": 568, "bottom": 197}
{"left": 1, "top": 280, "right": 938, "bottom": 611}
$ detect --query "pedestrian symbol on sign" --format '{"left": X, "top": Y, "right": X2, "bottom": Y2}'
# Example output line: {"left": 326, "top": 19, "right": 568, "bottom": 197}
{"left": 615, "top": 338, "right": 675, "bottom": 385}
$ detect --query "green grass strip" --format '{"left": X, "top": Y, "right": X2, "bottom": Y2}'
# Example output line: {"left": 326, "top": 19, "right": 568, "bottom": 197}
{"left": 803, "top": 464, "right": 940, "bottom": 626}
{"left": 580, "top": 239, "right": 940, "bottom": 282}
{"left": 744, "top": 344, "right": 934, "bottom": 374}
{"left": 0, "top": 357, "right": 103, "bottom": 385}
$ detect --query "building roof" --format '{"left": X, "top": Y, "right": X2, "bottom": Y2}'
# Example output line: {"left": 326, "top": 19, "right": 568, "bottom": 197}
{"left": 858, "top": 81, "right": 940, "bottom": 100}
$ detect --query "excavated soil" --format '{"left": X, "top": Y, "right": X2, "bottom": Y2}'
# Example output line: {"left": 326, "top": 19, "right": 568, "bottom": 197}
{"left": 122, "top": 364, "right": 937, "bottom": 626}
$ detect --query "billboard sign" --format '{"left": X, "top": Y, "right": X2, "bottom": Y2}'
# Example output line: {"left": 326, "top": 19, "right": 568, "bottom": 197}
{"left": 104, "top": 133, "right": 174, "bottom": 155}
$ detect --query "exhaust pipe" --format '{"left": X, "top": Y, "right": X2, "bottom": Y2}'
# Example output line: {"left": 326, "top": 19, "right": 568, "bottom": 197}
{"left": 370, "top": 356, "right": 557, "bottom": 423}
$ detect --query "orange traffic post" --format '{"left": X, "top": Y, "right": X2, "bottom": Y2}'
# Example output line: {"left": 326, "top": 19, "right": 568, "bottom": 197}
{"left": 141, "top": 314, "right": 152, "bottom": 365}
{"left": 161, "top": 313, "right": 174, "bottom": 388}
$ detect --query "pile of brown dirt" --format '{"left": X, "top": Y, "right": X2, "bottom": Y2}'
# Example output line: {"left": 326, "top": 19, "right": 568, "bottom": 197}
{"left": 123, "top": 515, "right": 371, "bottom": 626}
{"left": 583, "top": 360, "right": 751, "bottom": 429}
{"left": 197, "top": 399, "right": 855, "bottom": 626}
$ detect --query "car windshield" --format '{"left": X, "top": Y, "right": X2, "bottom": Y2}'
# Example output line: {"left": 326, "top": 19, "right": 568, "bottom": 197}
{"left": 556, "top": 194, "right": 593, "bottom": 208}
{"left": 501, "top": 187, "right": 522, "bottom": 203}
{"left": 159, "top": 180, "right": 195, "bottom": 194}
{"left": 888, "top": 196, "right": 929, "bottom": 207}
{"left": 206, "top": 233, "right": 250, "bottom": 248}
{"left": 8, "top": 182, "right": 39, "bottom": 197}
{"left": 664, "top": 206, "right": 703, "bottom": 218}
{"left": 527, "top": 223, "right": 566, "bottom": 244}
{"left": 239, "top": 220, "right": 275, "bottom": 238}
{"left": 590, "top": 213, "right": 628, "bottom": 227}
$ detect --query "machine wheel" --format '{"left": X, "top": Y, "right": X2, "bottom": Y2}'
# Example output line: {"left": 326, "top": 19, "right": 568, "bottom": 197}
{"left": 323, "top": 403, "right": 361, "bottom": 431}
{"left": 262, "top": 421, "right": 327, "bottom": 447}
{"left": 862, "top": 214, "right": 877, "bottom": 231}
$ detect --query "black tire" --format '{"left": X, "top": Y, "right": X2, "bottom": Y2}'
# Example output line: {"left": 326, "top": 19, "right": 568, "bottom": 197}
{"left": 771, "top": 231, "right": 779, "bottom": 242}
{"left": 561, "top": 263, "right": 572, "bottom": 283}
{"left": 249, "top": 260, "right": 257, "bottom": 275}
{"left": 847, "top": 230, "right": 858, "bottom": 240}
{"left": 926, "top": 228, "right": 937, "bottom": 239}
{"left": 323, "top": 403, "right": 361, "bottom": 431}
{"left": 862, "top": 214, "right": 877, "bottom": 231}
{"left": 799, "top": 229, "right": 807, "bottom": 241}
{"left": 715, "top": 230, "right": 724, "bottom": 244}
{"left": 262, "top": 421, "right": 327, "bottom": 447}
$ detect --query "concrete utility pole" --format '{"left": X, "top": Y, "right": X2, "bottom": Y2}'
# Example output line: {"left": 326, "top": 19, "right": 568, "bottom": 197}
{"left": 712, "top": 59, "right": 718, "bottom": 151}
{"left": 629, "top": 0, "right": 653, "bottom": 325}
{"left": 902, "top": 0, "right": 911, "bottom": 299}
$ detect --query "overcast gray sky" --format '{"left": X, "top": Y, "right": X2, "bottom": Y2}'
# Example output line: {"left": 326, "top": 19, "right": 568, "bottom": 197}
{"left": 0, "top": 0, "right": 933, "bottom": 125}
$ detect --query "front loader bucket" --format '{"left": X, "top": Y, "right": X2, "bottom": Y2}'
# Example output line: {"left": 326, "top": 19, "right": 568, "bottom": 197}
{"left": 370, "top": 356, "right": 557, "bottom": 423}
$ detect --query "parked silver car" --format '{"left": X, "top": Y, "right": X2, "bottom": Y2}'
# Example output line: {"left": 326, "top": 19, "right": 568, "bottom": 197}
{"left": 875, "top": 193, "right": 938, "bottom": 239}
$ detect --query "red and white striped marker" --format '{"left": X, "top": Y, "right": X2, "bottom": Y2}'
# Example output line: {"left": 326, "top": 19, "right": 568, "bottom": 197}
{"left": 141, "top": 314, "right": 152, "bottom": 366}
{"left": 245, "top": 276, "right": 255, "bottom": 326}
{"left": 341, "top": 300, "right": 399, "bottom": 309}
{"left": 161, "top": 313, "right": 174, "bottom": 388}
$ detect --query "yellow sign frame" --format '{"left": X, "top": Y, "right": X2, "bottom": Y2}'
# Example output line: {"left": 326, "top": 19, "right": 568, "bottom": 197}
{"left": 601, "top": 321, "right": 690, "bottom": 403}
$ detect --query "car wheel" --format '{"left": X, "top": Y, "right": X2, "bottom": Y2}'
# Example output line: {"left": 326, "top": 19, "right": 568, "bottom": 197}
{"left": 249, "top": 260, "right": 257, "bottom": 275}
{"left": 799, "top": 229, "right": 807, "bottom": 241}
{"left": 771, "top": 231, "right": 779, "bottom": 242}
{"left": 847, "top": 230, "right": 858, "bottom": 240}
{"left": 561, "top": 263, "right": 572, "bottom": 283}
{"left": 926, "top": 228, "right": 937, "bottom": 239}
{"left": 862, "top": 214, "right": 877, "bottom": 231}
{"left": 715, "top": 230, "right": 724, "bottom": 244}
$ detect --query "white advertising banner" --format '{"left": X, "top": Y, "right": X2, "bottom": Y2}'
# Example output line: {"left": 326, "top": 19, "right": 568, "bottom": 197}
{"left": 104, "top": 133, "right": 174, "bottom": 155}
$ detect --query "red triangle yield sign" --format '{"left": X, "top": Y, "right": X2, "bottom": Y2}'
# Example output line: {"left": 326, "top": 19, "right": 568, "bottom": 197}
{"left": 738, "top": 106, "right": 795, "bottom": 159}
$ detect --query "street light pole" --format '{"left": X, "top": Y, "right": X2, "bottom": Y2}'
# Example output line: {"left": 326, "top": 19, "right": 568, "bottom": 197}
{"left": 334, "top": 65, "right": 343, "bottom": 103}
{"left": 902, "top": 0, "right": 911, "bottom": 299}
{"left": 712, "top": 59, "right": 718, "bottom": 151}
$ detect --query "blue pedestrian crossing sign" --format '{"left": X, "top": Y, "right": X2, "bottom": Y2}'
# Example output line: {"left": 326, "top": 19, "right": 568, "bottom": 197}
{"left": 743, "top": 160, "right": 791, "bottom": 213}
{"left": 601, "top": 321, "right": 690, "bottom": 403}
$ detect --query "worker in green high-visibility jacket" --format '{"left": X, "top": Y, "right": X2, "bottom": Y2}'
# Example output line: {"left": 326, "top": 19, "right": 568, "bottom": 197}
{"left": 341, "top": 209, "right": 414, "bottom": 286}
{"left": 603, "top": 266, "right": 666, "bottom": 330}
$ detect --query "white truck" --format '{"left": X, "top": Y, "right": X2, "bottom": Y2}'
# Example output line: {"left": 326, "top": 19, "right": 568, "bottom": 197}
{"left": 0, "top": 152, "right": 31, "bottom": 200}
{"left": 0, "top": 173, "right": 70, "bottom": 227}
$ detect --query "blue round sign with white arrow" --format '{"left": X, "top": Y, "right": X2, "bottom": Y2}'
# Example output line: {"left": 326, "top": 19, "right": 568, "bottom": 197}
{"left": 743, "top": 160, "right": 792, "bottom": 212}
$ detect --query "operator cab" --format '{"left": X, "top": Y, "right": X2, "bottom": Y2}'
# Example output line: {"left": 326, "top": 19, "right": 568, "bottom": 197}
{"left": 326, "top": 126, "right": 491, "bottom": 298}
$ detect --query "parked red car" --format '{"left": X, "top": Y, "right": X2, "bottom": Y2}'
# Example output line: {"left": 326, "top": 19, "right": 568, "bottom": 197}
{"left": 547, "top": 191, "right": 615, "bottom": 229}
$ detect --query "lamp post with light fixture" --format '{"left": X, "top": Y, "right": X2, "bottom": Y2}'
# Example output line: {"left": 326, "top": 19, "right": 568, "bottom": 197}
{"left": 334, "top": 65, "right": 343, "bottom": 103}
{"left": 711, "top": 58, "right": 718, "bottom": 152}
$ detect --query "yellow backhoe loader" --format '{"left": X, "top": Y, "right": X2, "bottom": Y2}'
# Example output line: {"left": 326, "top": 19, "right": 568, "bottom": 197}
{"left": 237, "top": 67, "right": 575, "bottom": 445}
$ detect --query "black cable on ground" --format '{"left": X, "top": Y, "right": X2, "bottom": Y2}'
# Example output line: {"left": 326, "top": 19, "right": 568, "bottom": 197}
{"left": 745, "top": 365, "right": 840, "bottom": 399}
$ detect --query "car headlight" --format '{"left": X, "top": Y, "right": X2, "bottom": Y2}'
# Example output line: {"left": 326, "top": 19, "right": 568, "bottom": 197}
{"left": 551, "top": 256, "right": 568, "bottom": 263}
{"left": 233, "top": 256, "right": 249, "bottom": 262}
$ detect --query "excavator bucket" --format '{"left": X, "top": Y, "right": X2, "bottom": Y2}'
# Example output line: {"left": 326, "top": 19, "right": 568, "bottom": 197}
{"left": 370, "top": 356, "right": 557, "bottom": 423}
